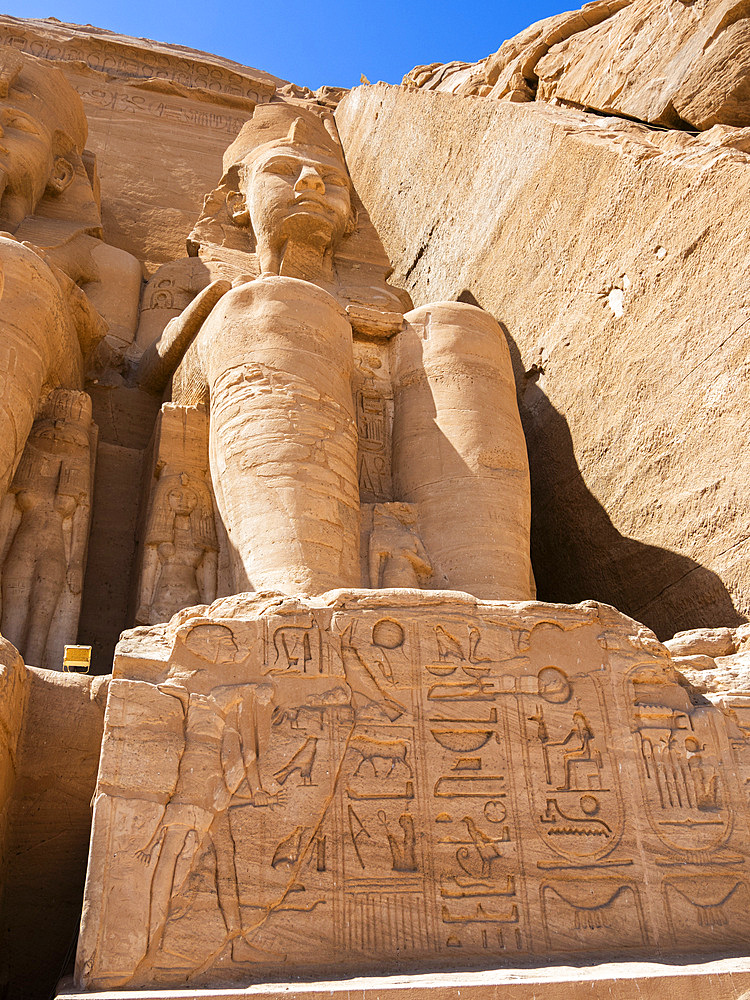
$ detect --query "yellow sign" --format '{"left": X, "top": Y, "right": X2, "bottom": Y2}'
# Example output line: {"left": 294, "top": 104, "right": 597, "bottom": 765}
{"left": 63, "top": 644, "right": 92, "bottom": 673}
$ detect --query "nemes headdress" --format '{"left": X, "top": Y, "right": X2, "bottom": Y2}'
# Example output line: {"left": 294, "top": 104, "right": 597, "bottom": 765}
{"left": 187, "top": 103, "right": 350, "bottom": 263}
{"left": 221, "top": 104, "right": 344, "bottom": 174}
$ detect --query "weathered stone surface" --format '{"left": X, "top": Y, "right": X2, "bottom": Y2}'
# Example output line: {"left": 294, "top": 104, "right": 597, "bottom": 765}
{"left": 336, "top": 84, "right": 750, "bottom": 639}
{"left": 0, "top": 9, "right": 747, "bottom": 997}
{"left": 404, "top": 0, "right": 750, "bottom": 131}
{"left": 78, "top": 591, "right": 750, "bottom": 989}
{"left": 54, "top": 957, "right": 750, "bottom": 1000}
{"left": 0, "top": 664, "right": 108, "bottom": 999}
{"left": 0, "top": 636, "right": 27, "bottom": 909}
{"left": 669, "top": 623, "right": 750, "bottom": 698}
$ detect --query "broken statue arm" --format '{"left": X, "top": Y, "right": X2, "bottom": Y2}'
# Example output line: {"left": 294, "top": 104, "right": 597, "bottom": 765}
{"left": 137, "top": 279, "right": 231, "bottom": 393}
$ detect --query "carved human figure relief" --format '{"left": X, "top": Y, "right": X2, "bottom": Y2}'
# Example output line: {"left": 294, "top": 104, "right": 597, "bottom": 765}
{"left": 136, "top": 472, "right": 219, "bottom": 625}
{"left": 368, "top": 502, "right": 432, "bottom": 589}
{"left": 132, "top": 623, "right": 278, "bottom": 976}
{"left": 0, "top": 389, "right": 95, "bottom": 668}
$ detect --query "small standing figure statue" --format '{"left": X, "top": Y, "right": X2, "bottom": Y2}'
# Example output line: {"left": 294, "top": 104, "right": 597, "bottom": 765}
{"left": 136, "top": 471, "right": 219, "bottom": 625}
{"left": 368, "top": 502, "right": 433, "bottom": 589}
{"left": 0, "top": 389, "right": 94, "bottom": 668}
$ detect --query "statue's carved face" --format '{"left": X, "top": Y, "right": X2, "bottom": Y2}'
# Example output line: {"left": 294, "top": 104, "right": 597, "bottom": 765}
{"left": 0, "top": 86, "right": 74, "bottom": 229}
{"left": 237, "top": 142, "right": 352, "bottom": 266}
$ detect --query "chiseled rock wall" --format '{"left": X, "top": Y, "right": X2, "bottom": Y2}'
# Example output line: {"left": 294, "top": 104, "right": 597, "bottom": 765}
{"left": 0, "top": 638, "right": 27, "bottom": 910}
{"left": 336, "top": 84, "right": 750, "bottom": 640}
{"left": 405, "top": 0, "right": 750, "bottom": 131}
{"left": 0, "top": 667, "right": 108, "bottom": 999}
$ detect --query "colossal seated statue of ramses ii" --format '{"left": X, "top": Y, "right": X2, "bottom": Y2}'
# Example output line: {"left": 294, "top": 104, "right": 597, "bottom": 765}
{"left": 0, "top": 52, "right": 142, "bottom": 667}
{"left": 138, "top": 103, "right": 534, "bottom": 603}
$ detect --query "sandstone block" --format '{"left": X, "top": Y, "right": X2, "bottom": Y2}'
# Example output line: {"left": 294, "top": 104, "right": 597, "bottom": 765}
{"left": 77, "top": 592, "right": 750, "bottom": 989}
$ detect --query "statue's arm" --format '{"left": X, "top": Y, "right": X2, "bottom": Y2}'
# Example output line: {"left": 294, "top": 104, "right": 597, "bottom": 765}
{"left": 137, "top": 279, "right": 231, "bottom": 392}
{"left": 368, "top": 540, "right": 385, "bottom": 588}
{"left": 64, "top": 494, "right": 90, "bottom": 596}
{"left": 196, "top": 549, "right": 218, "bottom": 606}
{"left": 136, "top": 544, "right": 162, "bottom": 623}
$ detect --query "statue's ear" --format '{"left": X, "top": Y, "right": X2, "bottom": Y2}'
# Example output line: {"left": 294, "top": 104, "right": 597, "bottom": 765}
{"left": 344, "top": 203, "right": 358, "bottom": 237}
{"left": 47, "top": 155, "right": 75, "bottom": 194}
{"left": 226, "top": 189, "right": 250, "bottom": 226}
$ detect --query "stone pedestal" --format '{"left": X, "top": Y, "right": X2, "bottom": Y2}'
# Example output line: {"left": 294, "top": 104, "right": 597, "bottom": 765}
{"left": 75, "top": 591, "right": 750, "bottom": 991}
{"left": 57, "top": 957, "right": 750, "bottom": 1000}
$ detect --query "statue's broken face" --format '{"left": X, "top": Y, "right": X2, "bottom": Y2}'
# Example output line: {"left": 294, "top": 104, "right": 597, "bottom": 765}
{"left": 237, "top": 143, "right": 352, "bottom": 267}
{"left": 0, "top": 90, "right": 74, "bottom": 229}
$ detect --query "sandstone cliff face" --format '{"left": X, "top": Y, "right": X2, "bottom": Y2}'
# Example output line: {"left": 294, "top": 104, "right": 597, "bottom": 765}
{"left": 336, "top": 85, "right": 750, "bottom": 639}
{"left": 0, "top": 669, "right": 108, "bottom": 999}
{"left": 405, "top": 0, "right": 750, "bottom": 131}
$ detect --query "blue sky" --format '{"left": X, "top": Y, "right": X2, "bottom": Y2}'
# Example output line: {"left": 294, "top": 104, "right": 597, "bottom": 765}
{"left": 4, "top": 0, "right": 574, "bottom": 90}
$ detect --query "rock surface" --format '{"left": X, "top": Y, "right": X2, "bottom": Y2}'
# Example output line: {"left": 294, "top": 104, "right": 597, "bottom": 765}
{"left": 336, "top": 84, "right": 750, "bottom": 640}
{"left": 0, "top": 666, "right": 108, "bottom": 999}
{"left": 404, "top": 0, "right": 750, "bottom": 131}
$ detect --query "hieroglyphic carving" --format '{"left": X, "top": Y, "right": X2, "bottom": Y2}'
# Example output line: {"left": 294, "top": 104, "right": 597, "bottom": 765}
{"left": 0, "top": 22, "right": 276, "bottom": 101}
{"left": 76, "top": 595, "right": 750, "bottom": 988}
{"left": 0, "top": 390, "right": 96, "bottom": 669}
{"left": 80, "top": 86, "right": 251, "bottom": 134}
{"left": 353, "top": 347, "right": 393, "bottom": 503}
{"left": 626, "top": 664, "right": 735, "bottom": 862}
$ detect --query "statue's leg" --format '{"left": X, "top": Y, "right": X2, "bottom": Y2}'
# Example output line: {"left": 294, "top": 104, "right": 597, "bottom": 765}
{"left": 24, "top": 539, "right": 66, "bottom": 667}
{"left": 392, "top": 301, "right": 533, "bottom": 600}
{"left": 0, "top": 239, "right": 77, "bottom": 496}
{"left": 0, "top": 542, "right": 34, "bottom": 655}
{"left": 205, "top": 277, "right": 360, "bottom": 595}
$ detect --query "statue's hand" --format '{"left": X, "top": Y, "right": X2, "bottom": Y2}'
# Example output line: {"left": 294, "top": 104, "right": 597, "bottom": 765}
{"left": 67, "top": 566, "right": 84, "bottom": 595}
{"left": 162, "top": 278, "right": 231, "bottom": 346}
{"left": 136, "top": 847, "right": 153, "bottom": 865}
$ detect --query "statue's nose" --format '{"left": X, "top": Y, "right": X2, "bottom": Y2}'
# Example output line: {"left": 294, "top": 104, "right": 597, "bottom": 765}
{"left": 294, "top": 165, "right": 325, "bottom": 194}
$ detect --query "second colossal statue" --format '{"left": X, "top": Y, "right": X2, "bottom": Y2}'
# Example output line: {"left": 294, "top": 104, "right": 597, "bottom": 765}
{"left": 139, "top": 103, "right": 533, "bottom": 604}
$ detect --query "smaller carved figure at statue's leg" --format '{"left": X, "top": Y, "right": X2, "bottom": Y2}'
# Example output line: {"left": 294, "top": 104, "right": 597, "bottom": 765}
{"left": 23, "top": 546, "right": 67, "bottom": 667}
{"left": 0, "top": 569, "right": 33, "bottom": 658}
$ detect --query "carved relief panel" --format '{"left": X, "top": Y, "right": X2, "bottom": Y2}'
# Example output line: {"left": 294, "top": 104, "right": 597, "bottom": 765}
{"left": 135, "top": 403, "right": 219, "bottom": 625}
{"left": 76, "top": 595, "right": 750, "bottom": 989}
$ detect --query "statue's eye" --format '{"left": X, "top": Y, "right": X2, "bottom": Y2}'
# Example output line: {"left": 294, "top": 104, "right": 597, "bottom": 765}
{"left": 264, "top": 160, "right": 296, "bottom": 176}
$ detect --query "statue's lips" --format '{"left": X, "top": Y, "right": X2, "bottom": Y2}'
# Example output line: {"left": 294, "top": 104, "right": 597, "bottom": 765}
{"left": 286, "top": 196, "right": 338, "bottom": 219}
